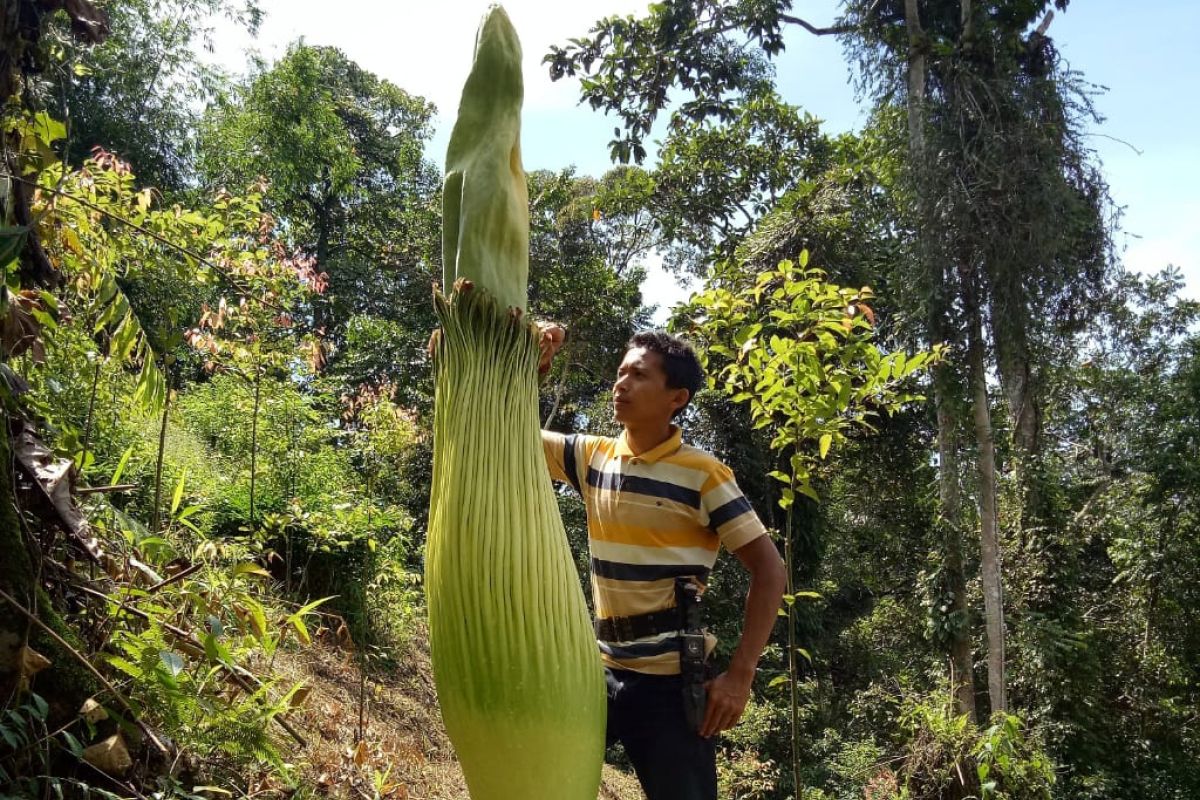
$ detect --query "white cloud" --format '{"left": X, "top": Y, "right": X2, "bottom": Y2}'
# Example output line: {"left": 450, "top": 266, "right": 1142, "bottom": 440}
{"left": 637, "top": 251, "right": 698, "bottom": 326}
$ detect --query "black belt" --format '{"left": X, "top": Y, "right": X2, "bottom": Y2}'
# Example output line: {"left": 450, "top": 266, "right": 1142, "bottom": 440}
{"left": 594, "top": 607, "right": 683, "bottom": 642}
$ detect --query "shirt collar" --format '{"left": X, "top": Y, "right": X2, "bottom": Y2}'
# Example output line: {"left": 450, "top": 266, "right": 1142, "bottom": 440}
{"left": 614, "top": 425, "right": 683, "bottom": 464}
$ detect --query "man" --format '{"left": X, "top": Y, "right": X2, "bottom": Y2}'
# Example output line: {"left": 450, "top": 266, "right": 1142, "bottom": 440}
{"left": 539, "top": 327, "right": 787, "bottom": 800}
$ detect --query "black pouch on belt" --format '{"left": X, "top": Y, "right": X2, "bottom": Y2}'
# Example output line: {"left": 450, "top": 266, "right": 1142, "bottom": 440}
{"left": 676, "top": 577, "right": 707, "bottom": 732}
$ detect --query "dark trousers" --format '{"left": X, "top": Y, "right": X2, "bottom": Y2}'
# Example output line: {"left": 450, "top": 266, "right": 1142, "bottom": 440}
{"left": 606, "top": 667, "right": 717, "bottom": 800}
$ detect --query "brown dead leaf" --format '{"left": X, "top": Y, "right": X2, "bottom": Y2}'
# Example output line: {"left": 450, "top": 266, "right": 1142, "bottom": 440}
{"left": 18, "top": 645, "right": 51, "bottom": 690}
{"left": 80, "top": 697, "right": 108, "bottom": 724}
{"left": 82, "top": 734, "right": 132, "bottom": 777}
{"left": 288, "top": 685, "right": 312, "bottom": 710}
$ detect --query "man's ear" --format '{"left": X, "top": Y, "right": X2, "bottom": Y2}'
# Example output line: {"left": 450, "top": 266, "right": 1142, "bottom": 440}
{"left": 671, "top": 388, "right": 690, "bottom": 416}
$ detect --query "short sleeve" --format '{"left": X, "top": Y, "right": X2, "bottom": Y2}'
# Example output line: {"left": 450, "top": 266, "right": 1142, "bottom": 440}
{"left": 700, "top": 463, "right": 768, "bottom": 552}
{"left": 541, "top": 430, "right": 589, "bottom": 496}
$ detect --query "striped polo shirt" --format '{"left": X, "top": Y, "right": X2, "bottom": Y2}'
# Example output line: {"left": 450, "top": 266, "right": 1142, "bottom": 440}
{"left": 542, "top": 425, "right": 768, "bottom": 675}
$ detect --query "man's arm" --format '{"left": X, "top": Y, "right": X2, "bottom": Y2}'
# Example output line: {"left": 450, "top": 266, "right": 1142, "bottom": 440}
{"left": 700, "top": 534, "right": 787, "bottom": 738}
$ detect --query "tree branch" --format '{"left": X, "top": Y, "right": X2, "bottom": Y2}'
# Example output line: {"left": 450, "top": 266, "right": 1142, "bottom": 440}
{"left": 7, "top": 158, "right": 60, "bottom": 288}
{"left": 779, "top": 13, "right": 851, "bottom": 36}
{"left": 3, "top": 172, "right": 287, "bottom": 312}
{"left": 780, "top": 0, "right": 880, "bottom": 37}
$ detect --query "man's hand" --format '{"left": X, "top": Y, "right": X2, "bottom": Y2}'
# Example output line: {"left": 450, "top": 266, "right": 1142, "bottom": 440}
{"left": 537, "top": 323, "right": 566, "bottom": 374}
{"left": 699, "top": 667, "right": 753, "bottom": 738}
{"left": 696, "top": 534, "right": 785, "bottom": 738}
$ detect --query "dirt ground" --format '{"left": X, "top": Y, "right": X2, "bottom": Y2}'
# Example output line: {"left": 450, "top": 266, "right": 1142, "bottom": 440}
{"left": 274, "top": 629, "right": 645, "bottom": 799}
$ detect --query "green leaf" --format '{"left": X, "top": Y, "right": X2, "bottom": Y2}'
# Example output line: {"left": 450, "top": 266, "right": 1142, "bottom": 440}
{"left": 0, "top": 226, "right": 28, "bottom": 271}
{"left": 779, "top": 487, "right": 794, "bottom": 510}
{"left": 177, "top": 504, "right": 202, "bottom": 520}
{"left": 159, "top": 650, "right": 185, "bottom": 677}
{"left": 290, "top": 615, "right": 311, "bottom": 645}
{"left": 32, "top": 111, "right": 67, "bottom": 144}
{"left": 60, "top": 730, "right": 85, "bottom": 759}
{"left": 132, "top": 355, "right": 166, "bottom": 410}
{"left": 233, "top": 562, "right": 271, "bottom": 579}
{"left": 818, "top": 433, "right": 832, "bottom": 459}
{"left": 104, "top": 655, "right": 142, "bottom": 679}
{"left": 170, "top": 469, "right": 187, "bottom": 516}
{"left": 286, "top": 595, "right": 336, "bottom": 646}
{"left": 201, "top": 632, "right": 232, "bottom": 665}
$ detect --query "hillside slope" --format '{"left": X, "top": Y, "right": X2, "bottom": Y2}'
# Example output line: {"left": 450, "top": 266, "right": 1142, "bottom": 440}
{"left": 280, "top": 628, "right": 645, "bottom": 799}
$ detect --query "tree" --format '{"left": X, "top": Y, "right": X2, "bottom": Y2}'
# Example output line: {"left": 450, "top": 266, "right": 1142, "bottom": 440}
{"left": 677, "top": 256, "right": 940, "bottom": 794}
{"left": 546, "top": 0, "right": 981, "bottom": 721}
{"left": 2, "top": 0, "right": 109, "bottom": 709}
{"left": 40, "top": 0, "right": 262, "bottom": 189}
{"left": 526, "top": 168, "right": 651, "bottom": 432}
{"left": 846, "top": 0, "right": 1113, "bottom": 716}
{"left": 198, "top": 43, "right": 441, "bottom": 375}
{"left": 552, "top": 0, "right": 1114, "bottom": 722}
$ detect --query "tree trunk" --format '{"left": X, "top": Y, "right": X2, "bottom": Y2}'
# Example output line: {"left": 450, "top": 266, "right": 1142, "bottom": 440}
{"left": 960, "top": 0, "right": 975, "bottom": 40}
{"left": 906, "top": 0, "right": 976, "bottom": 722}
{"left": 937, "top": 395, "right": 977, "bottom": 720}
{"left": 966, "top": 291, "right": 1007, "bottom": 714}
{"left": 250, "top": 368, "right": 261, "bottom": 525}
{"left": 992, "top": 294, "right": 1045, "bottom": 542}
{"left": 904, "top": 0, "right": 927, "bottom": 157}
{"left": 81, "top": 358, "right": 101, "bottom": 473}
{"left": 0, "top": 416, "right": 97, "bottom": 717}
{"left": 784, "top": 488, "right": 801, "bottom": 797}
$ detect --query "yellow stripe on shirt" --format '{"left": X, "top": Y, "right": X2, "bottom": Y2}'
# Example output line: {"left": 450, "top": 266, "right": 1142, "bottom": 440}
{"left": 542, "top": 425, "right": 769, "bottom": 674}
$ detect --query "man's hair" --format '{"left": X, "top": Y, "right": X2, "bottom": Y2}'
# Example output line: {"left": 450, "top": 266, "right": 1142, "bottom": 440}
{"left": 627, "top": 331, "right": 705, "bottom": 419}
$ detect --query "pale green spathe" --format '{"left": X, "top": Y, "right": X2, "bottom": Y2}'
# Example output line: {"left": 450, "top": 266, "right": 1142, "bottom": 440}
{"left": 442, "top": 5, "right": 529, "bottom": 314}
{"left": 427, "top": 6, "right": 606, "bottom": 799}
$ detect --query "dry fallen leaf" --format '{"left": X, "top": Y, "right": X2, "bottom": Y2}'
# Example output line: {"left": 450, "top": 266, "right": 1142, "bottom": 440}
{"left": 80, "top": 697, "right": 108, "bottom": 724}
{"left": 82, "top": 734, "right": 132, "bottom": 777}
{"left": 18, "top": 645, "right": 51, "bottom": 691}
{"left": 288, "top": 685, "right": 312, "bottom": 710}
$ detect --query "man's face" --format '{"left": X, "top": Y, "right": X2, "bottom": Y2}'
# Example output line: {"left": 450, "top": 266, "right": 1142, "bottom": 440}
{"left": 613, "top": 347, "right": 688, "bottom": 427}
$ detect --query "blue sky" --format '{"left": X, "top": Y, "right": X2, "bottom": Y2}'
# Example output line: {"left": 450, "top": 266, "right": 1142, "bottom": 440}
{"left": 211, "top": 0, "right": 1199, "bottom": 311}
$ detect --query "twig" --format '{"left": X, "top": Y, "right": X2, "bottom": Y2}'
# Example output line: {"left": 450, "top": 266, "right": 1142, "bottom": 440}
{"left": 780, "top": 0, "right": 879, "bottom": 37}
{"left": 0, "top": 586, "right": 169, "bottom": 756}
{"left": 75, "top": 483, "right": 138, "bottom": 495}
{"left": 145, "top": 562, "right": 202, "bottom": 593}
{"left": 1034, "top": 10, "right": 1054, "bottom": 37}
{"left": 1083, "top": 132, "right": 1144, "bottom": 156}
